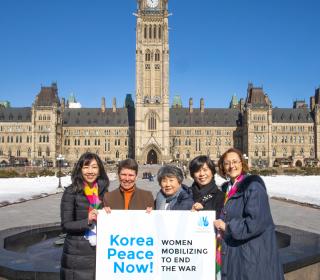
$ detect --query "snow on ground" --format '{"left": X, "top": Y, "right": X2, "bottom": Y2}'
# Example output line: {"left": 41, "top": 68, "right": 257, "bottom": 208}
{"left": 262, "top": 175, "right": 320, "bottom": 206}
{"left": 0, "top": 174, "right": 319, "bottom": 206}
{"left": 0, "top": 173, "right": 117, "bottom": 205}
{"left": 215, "top": 174, "right": 320, "bottom": 206}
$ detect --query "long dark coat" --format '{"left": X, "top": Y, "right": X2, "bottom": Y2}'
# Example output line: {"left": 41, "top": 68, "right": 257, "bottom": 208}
{"left": 220, "top": 175, "right": 284, "bottom": 280}
{"left": 60, "top": 180, "right": 107, "bottom": 280}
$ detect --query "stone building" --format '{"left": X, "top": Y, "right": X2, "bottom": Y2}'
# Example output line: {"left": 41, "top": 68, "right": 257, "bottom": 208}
{"left": 0, "top": 0, "right": 319, "bottom": 168}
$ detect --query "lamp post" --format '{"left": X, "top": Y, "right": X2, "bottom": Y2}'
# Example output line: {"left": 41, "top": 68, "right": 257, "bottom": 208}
{"left": 56, "top": 154, "right": 64, "bottom": 189}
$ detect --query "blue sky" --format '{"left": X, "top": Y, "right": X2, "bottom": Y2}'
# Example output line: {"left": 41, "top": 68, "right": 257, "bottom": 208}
{"left": 0, "top": 0, "right": 319, "bottom": 109}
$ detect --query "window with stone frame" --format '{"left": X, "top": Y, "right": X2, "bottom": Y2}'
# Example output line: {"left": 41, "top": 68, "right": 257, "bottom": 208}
{"left": 145, "top": 50, "right": 151, "bottom": 61}
{"left": 155, "top": 50, "right": 160, "bottom": 61}
{"left": 148, "top": 112, "right": 157, "bottom": 131}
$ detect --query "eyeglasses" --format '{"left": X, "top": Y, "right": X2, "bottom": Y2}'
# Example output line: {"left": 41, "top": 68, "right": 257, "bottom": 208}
{"left": 223, "top": 160, "right": 241, "bottom": 167}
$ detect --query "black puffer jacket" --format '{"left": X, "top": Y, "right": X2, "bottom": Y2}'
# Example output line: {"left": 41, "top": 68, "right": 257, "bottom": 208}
{"left": 191, "top": 179, "right": 224, "bottom": 217}
{"left": 60, "top": 180, "right": 107, "bottom": 280}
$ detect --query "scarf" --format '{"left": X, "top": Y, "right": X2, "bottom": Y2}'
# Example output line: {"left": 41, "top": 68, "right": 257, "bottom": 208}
{"left": 216, "top": 174, "right": 245, "bottom": 279}
{"left": 83, "top": 181, "right": 101, "bottom": 246}
{"left": 155, "top": 187, "right": 182, "bottom": 210}
{"left": 191, "top": 179, "right": 219, "bottom": 209}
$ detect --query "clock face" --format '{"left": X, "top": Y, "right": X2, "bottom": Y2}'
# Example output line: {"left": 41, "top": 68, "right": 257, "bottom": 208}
{"left": 147, "top": 0, "right": 159, "bottom": 8}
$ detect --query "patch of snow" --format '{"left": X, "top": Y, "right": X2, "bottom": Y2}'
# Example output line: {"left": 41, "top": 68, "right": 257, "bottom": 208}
{"left": 214, "top": 174, "right": 320, "bottom": 206}
{"left": 0, "top": 173, "right": 117, "bottom": 205}
{"left": 0, "top": 174, "right": 319, "bottom": 206}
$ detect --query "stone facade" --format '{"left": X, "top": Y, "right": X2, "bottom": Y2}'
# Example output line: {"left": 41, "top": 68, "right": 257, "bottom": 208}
{"left": 0, "top": 0, "right": 319, "bottom": 168}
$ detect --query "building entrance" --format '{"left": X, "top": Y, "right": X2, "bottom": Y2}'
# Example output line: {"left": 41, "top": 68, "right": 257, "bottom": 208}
{"left": 147, "top": 150, "right": 158, "bottom": 164}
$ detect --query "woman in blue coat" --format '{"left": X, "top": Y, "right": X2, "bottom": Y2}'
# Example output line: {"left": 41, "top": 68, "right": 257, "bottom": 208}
{"left": 214, "top": 148, "right": 284, "bottom": 280}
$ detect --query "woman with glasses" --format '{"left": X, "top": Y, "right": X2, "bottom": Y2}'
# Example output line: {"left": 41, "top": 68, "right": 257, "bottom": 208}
{"left": 189, "top": 155, "right": 224, "bottom": 215}
{"left": 214, "top": 148, "right": 284, "bottom": 280}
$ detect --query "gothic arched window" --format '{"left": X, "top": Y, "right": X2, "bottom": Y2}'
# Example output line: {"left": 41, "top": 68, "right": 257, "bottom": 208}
{"left": 148, "top": 112, "right": 157, "bottom": 131}
{"left": 144, "top": 25, "right": 147, "bottom": 39}
{"left": 158, "top": 25, "right": 162, "bottom": 39}
{"left": 155, "top": 50, "right": 160, "bottom": 61}
{"left": 145, "top": 50, "right": 151, "bottom": 61}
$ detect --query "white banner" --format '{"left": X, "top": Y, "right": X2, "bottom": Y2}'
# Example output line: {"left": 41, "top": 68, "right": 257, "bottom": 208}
{"left": 96, "top": 210, "right": 216, "bottom": 280}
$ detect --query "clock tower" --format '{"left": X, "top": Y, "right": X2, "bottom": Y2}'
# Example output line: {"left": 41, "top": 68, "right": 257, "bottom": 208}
{"left": 135, "top": 0, "right": 170, "bottom": 164}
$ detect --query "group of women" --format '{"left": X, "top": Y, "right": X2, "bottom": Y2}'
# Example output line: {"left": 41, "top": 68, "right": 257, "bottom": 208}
{"left": 60, "top": 149, "right": 284, "bottom": 280}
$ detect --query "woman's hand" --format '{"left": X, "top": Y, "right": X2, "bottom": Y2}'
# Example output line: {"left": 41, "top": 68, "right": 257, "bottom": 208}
{"left": 191, "top": 202, "right": 204, "bottom": 211}
{"left": 104, "top": 206, "right": 112, "bottom": 214}
{"left": 88, "top": 209, "right": 98, "bottom": 224}
{"left": 214, "top": 219, "right": 226, "bottom": 232}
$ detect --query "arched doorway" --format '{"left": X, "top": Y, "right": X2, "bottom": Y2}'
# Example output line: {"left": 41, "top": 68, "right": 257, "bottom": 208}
{"left": 295, "top": 160, "right": 302, "bottom": 167}
{"left": 147, "top": 149, "right": 158, "bottom": 164}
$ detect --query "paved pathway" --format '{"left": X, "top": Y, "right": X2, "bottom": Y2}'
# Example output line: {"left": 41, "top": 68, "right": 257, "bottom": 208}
{"left": 0, "top": 169, "right": 319, "bottom": 234}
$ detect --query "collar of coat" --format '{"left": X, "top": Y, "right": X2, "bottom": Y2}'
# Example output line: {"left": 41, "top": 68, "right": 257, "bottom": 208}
{"left": 221, "top": 175, "right": 266, "bottom": 198}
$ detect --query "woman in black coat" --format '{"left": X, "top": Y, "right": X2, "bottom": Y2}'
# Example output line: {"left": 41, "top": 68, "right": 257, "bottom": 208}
{"left": 60, "top": 152, "right": 109, "bottom": 280}
{"left": 189, "top": 155, "right": 224, "bottom": 215}
{"left": 155, "top": 165, "right": 193, "bottom": 210}
{"left": 214, "top": 148, "right": 284, "bottom": 280}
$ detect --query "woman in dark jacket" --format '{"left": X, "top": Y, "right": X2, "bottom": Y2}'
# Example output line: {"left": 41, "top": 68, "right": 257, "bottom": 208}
{"left": 155, "top": 165, "right": 193, "bottom": 210}
{"left": 189, "top": 155, "right": 224, "bottom": 215}
{"left": 60, "top": 152, "right": 109, "bottom": 280}
{"left": 214, "top": 148, "right": 284, "bottom": 280}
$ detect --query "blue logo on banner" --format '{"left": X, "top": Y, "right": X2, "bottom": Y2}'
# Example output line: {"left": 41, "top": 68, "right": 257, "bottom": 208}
{"left": 198, "top": 216, "right": 209, "bottom": 228}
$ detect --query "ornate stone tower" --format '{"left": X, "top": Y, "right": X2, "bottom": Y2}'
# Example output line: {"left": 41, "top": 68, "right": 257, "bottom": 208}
{"left": 135, "top": 0, "right": 170, "bottom": 164}
{"left": 32, "top": 82, "right": 62, "bottom": 166}
{"left": 243, "top": 83, "right": 273, "bottom": 168}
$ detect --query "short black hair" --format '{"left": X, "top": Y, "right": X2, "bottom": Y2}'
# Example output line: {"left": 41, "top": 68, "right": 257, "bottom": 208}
{"left": 189, "top": 155, "right": 216, "bottom": 179}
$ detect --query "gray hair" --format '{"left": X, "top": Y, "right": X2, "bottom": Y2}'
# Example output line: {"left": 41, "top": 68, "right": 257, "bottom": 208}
{"left": 157, "top": 165, "right": 184, "bottom": 185}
